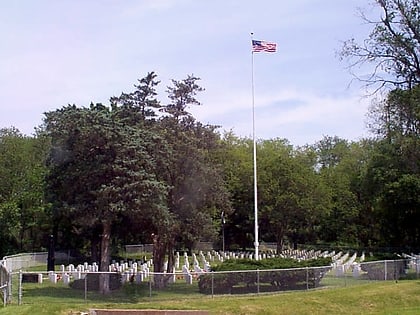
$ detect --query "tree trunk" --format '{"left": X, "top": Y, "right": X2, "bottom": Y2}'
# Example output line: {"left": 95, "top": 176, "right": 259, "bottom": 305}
{"left": 99, "top": 220, "right": 111, "bottom": 294}
{"left": 166, "top": 229, "right": 177, "bottom": 273}
{"left": 152, "top": 233, "right": 169, "bottom": 289}
{"left": 276, "top": 225, "right": 286, "bottom": 254}
{"left": 91, "top": 236, "right": 100, "bottom": 263}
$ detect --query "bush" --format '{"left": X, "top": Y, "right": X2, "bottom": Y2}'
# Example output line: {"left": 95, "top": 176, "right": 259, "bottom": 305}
{"left": 70, "top": 273, "right": 122, "bottom": 291}
{"left": 198, "top": 257, "right": 332, "bottom": 294}
{"left": 360, "top": 260, "right": 407, "bottom": 280}
{"left": 211, "top": 257, "right": 332, "bottom": 271}
{"left": 362, "top": 252, "right": 401, "bottom": 262}
{"left": 198, "top": 267, "right": 332, "bottom": 294}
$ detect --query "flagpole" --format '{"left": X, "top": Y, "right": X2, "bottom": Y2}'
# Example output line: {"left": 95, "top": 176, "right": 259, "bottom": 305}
{"left": 251, "top": 32, "right": 259, "bottom": 261}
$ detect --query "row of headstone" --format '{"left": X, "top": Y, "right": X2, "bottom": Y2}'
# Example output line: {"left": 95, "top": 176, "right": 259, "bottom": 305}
{"left": 278, "top": 249, "right": 325, "bottom": 261}
{"left": 331, "top": 251, "right": 343, "bottom": 262}
{"left": 330, "top": 252, "right": 373, "bottom": 278}
{"left": 109, "top": 259, "right": 153, "bottom": 272}
{"left": 41, "top": 258, "right": 154, "bottom": 286}
{"left": 173, "top": 249, "right": 337, "bottom": 274}
{"left": 342, "top": 253, "right": 357, "bottom": 272}
{"left": 332, "top": 252, "right": 349, "bottom": 276}
{"left": 112, "top": 259, "right": 153, "bottom": 284}
{"left": 65, "top": 262, "right": 99, "bottom": 273}
{"left": 169, "top": 249, "right": 338, "bottom": 285}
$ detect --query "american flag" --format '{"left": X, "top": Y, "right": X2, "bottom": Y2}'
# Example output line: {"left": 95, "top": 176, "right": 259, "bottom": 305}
{"left": 252, "top": 40, "right": 277, "bottom": 53}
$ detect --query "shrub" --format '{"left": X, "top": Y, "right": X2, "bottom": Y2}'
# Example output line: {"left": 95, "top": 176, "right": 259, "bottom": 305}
{"left": 198, "top": 257, "right": 332, "bottom": 294}
{"left": 70, "top": 273, "right": 122, "bottom": 291}
{"left": 360, "top": 260, "right": 407, "bottom": 280}
{"left": 211, "top": 257, "right": 332, "bottom": 271}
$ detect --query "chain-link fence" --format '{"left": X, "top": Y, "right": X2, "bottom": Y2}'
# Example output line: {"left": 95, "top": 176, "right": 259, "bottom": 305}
{"left": 1, "top": 252, "right": 49, "bottom": 306}
{"left": 3, "top": 258, "right": 418, "bottom": 307}
{"left": 0, "top": 260, "right": 10, "bottom": 306}
{"left": 2, "top": 252, "right": 48, "bottom": 272}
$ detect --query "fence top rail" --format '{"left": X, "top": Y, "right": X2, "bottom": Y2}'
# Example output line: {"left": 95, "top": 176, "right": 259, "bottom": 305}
{"left": 209, "top": 266, "right": 332, "bottom": 274}
{"left": 360, "top": 259, "right": 407, "bottom": 265}
{"left": 2, "top": 252, "right": 48, "bottom": 261}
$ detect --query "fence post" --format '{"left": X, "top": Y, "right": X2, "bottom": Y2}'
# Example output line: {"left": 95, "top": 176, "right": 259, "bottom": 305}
{"left": 149, "top": 276, "right": 152, "bottom": 299}
{"left": 393, "top": 260, "right": 397, "bottom": 281}
{"left": 417, "top": 257, "right": 420, "bottom": 279}
{"left": 18, "top": 270, "right": 22, "bottom": 305}
{"left": 211, "top": 272, "right": 214, "bottom": 298}
{"left": 7, "top": 271, "right": 12, "bottom": 304}
{"left": 257, "top": 269, "right": 260, "bottom": 294}
{"left": 306, "top": 267, "right": 309, "bottom": 290}
{"left": 84, "top": 273, "right": 87, "bottom": 301}
{"left": 384, "top": 260, "right": 387, "bottom": 281}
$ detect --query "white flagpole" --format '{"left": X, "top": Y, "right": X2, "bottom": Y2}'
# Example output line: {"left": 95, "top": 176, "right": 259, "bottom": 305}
{"left": 251, "top": 32, "right": 259, "bottom": 261}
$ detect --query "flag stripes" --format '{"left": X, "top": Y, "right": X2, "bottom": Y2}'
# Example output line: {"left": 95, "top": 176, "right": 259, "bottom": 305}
{"left": 252, "top": 40, "right": 277, "bottom": 53}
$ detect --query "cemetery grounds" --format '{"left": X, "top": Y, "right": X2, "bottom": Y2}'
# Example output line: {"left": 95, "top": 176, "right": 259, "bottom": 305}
{"left": 1, "top": 250, "right": 420, "bottom": 314}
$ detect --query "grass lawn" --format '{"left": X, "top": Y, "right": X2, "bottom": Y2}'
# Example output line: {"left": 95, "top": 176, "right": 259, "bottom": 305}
{"left": 1, "top": 279, "right": 419, "bottom": 315}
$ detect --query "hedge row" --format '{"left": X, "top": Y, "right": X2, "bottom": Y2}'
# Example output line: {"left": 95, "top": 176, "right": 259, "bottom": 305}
{"left": 198, "top": 267, "right": 331, "bottom": 294}
{"left": 211, "top": 257, "right": 332, "bottom": 271}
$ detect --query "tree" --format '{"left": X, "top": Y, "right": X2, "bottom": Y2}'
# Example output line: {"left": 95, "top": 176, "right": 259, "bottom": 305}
{"left": 110, "top": 71, "right": 161, "bottom": 122}
{"left": 379, "top": 173, "right": 419, "bottom": 247}
{"left": 314, "top": 136, "right": 379, "bottom": 246}
{"left": 341, "top": 0, "right": 420, "bottom": 250}
{"left": 44, "top": 74, "right": 231, "bottom": 291}
{"left": 0, "top": 128, "right": 49, "bottom": 256}
{"left": 44, "top": 104, "right": 167, "bottom": 294}
{"left": 341, "top": 0, "right": 420, "bottom": 90}
{"left": 368, "top": 86, "right": 420, "bottom": 141}
{"left": 162, "top": 74, "right": 204, "bottom": 120}
{"left": 362, "top": 138, "right": 419, "bottom": 249}
{"left": 219, "top": 133, "right": 255, "bottom": 250}
{"left": 258, "top": 139, "right": 331, "bottom": 252}
{"left": 151, "top": 76, "right": 231, "bottom": 283}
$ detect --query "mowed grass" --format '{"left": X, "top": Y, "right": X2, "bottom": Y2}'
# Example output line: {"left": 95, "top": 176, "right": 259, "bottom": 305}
{"left": 1, "top": 280, "right": 419, "bottom": 315}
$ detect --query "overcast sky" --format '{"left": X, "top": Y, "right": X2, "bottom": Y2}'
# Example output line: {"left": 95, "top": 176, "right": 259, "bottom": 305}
{"left": 0, "top": 0, "right": 381, "bottom": 146}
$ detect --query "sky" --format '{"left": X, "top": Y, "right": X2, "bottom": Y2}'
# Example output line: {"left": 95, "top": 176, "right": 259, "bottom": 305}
{"left": 0, "top": 0, "right": 382, "bottom": 147}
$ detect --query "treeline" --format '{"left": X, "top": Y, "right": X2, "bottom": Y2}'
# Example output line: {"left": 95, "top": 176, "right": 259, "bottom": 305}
{"left": 1, "top": 72, "right": 419, "bottom": 264}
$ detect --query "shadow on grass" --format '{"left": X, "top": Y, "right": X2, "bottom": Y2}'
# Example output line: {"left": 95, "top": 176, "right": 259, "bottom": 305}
{"left": 22, "top": 283, "right": 144, "bottom": 303}
{"left": 21, "top": 281, "right": 204, "bottom": 304}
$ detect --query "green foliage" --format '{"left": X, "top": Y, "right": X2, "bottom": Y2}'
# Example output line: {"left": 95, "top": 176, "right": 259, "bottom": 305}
{"left": 315, "top": 136, "right": 378, "bottom": 247}
{"left": 163, "top": 74, "right": 204, "bottom": 119}
{"left": 0, "top": 127, "right": 49, "bottom": 256}
{"left": 44, "top": 102, "right": 169, "bottom": 277}
{"left": 218, "top": 134, "right": 254, "bottom": 250}
{"left": 339, "top": 0, "right": 419, "bottom": 250}
{"left": 148, "top": 76, "right": 231, "bottom": 275}
{"left": 258, "top": 138, "right": 332, "bottom": 250}
{"left": 199, "top": 258, "right": 332, "bottom": 294}
{"left": 211, "top": 257, "right": 332, "bottom": 271}
{"left": 362, "top": 252, "right": 402, "bottom": 262}
{"left": 70, "top": 273, "right": 122, "bottom": 291}
{"left": 42, "top": 73, "right": 231, "bottom": 287}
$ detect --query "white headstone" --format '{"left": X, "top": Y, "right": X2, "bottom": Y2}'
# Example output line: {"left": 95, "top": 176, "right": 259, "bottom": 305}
{"left": 49, "top": 272, "right": 57, "bottom": 284}
{"left": 62, "top": 273, "right": 70, "bottom": 285}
